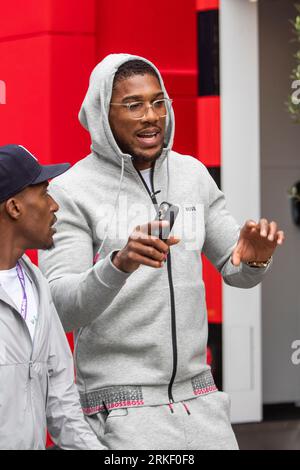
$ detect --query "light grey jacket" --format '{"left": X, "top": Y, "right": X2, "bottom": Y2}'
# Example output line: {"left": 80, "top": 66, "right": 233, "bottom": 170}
{"left": 39, "top": 54, "right": 271, "bottom": 416}
{"left": 0, "top": 255, "right": 104, "bottom": 450}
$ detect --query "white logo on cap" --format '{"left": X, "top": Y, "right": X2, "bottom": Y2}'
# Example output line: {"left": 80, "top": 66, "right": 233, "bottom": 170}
{"left": 18, "top": 145, "right": 38, "bottom": 161}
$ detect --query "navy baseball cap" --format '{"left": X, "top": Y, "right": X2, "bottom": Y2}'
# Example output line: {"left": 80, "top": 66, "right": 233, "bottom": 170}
{"left": 0, "top": 144, "right": 71, "bottom": 203}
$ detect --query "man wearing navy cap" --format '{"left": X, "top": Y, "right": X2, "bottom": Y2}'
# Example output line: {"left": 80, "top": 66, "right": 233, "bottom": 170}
{"left": 0, "top": 144, "right": 104, "bottom": 450}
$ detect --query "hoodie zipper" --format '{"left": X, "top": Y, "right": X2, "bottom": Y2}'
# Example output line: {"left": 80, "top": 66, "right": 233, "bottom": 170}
{"left": 135, "top": 162, "right": 178, "bottom": 405}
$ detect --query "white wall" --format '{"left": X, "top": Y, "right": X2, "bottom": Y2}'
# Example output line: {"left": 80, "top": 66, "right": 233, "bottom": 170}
{"left": 220, "top": 0, "right": 262, "bottom": 423}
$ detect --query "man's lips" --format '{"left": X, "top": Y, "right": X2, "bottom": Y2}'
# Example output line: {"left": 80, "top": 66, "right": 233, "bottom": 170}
{"left": 135, "top": 128, "right": 162, "bottom": 148}
{"left": 50, "top": 217, "right": 57, "bottom": 233}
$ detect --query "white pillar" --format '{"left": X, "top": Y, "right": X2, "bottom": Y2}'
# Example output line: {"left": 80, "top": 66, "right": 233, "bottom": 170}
{"left": 220, "top": 0, "right": 262, "bottom": 423}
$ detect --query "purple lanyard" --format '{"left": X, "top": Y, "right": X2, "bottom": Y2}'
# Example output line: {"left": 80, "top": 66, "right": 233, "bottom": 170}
{"left": 16, "top": 261, "right": 28, "bottom": 321}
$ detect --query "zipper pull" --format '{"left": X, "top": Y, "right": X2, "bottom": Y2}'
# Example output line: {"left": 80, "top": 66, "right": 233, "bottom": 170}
{"left": 102, "top": 401, "right": 110, "bottom": 415}
{"left": 29, "top": 361, "right": 33, "bottom": 379}
{"left": 151, "top": 190, "right": 161, "bottom": 203}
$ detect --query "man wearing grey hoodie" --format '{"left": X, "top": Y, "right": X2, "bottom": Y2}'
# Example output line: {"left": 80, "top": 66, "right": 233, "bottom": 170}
{"left": 39, "top": 54, "right": 285, "bottom": 450}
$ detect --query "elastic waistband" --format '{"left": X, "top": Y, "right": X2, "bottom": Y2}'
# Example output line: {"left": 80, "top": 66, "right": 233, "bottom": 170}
{"left": 80, "top": 369, "right": 217, "bottom": 416}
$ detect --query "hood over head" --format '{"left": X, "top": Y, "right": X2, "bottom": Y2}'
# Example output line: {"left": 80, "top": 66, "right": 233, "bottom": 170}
{"left": 79, "top": 53, "right": 175, "bottom": 170}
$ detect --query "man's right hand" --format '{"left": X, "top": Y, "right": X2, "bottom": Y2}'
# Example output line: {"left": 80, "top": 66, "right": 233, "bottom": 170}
{"left": 112, "top": 221, "right": 180, "bottom": 273}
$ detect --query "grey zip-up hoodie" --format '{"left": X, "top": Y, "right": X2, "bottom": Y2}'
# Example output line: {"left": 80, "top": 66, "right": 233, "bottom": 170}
{"left": 0, "top": 255, "right": 104, "bottom": 450}
{"left": 39, "top": 54, "right": 270, "bottom": 415}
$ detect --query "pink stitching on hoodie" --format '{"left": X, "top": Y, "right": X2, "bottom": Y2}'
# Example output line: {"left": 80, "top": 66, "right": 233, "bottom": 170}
{"left": 194, "top": 385, "right": 218, "bottom": 395}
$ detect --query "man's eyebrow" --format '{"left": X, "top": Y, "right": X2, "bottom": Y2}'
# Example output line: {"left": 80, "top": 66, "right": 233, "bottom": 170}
{"left": 122, "top": 91, "right": 164, "bottom": 103}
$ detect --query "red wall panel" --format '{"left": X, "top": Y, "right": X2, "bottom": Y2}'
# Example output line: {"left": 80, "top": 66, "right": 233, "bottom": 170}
{"left": 197, "top": 0, "right": 219, "bottom": 11}
{"left": 0, "top": 0, "right": 95, "bottom": 38}
{"left": 95, "top": 0, "right": 197, "bottom": 73}
{"left": 49, "top": 35, "right": 96, "bottom": 165}
{"left": 0, "top": 2, "right": 96, "bottom": 163}
{"left": 197, "top": 96, "right": 220, "bottom": 166}
{"left": 0, "top": 37, "right": 52, "bottom": 157}
{"left": 172, "top": 98, "right": 198, "bottom": 157}
{"left": 202, "top": 255, "right": 222, "bottom": 323}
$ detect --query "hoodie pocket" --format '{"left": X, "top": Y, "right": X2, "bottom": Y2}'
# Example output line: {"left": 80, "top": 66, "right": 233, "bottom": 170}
{"left": 86, "top": 408, "right": 129, "bottom": 438}
{"left": 107, "top": 408, "right": 128, "bottom": 418}
{"left": 105, "top": 408, "right": 129, "bottom": 434}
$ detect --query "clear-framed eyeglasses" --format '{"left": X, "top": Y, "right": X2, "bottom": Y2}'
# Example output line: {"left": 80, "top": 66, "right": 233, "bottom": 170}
{"left": 110, "top": 98, "right": 173, "bottom": 120}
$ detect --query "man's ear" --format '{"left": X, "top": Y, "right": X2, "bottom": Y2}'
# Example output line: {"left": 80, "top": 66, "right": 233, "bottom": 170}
{"left": 4, "top": 197, "right": 23, "bottom": 220}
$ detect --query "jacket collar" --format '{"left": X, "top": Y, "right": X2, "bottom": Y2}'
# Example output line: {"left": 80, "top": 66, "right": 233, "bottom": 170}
{"left": 0, "top": 256, "right": 40, "bottom": 312}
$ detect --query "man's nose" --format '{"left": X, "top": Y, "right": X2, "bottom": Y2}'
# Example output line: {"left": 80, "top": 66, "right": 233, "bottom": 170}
{"left": 142, "top": 104, "right": 159, "bottom": 123}
{"left": 50, "top": 196, "right": 59, "bottom": 212}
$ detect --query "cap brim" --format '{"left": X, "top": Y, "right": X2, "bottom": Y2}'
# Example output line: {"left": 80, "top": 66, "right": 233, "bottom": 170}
{"left": 31, "top": 163, "right": 71, "bottom": 185}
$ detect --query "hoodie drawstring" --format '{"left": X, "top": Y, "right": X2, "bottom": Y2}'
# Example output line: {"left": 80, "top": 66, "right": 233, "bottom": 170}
{"left": 167, "top": 401, "right": 191, "bottom": 415}
{"left": 182, "top": 401, "right": 191, "bottom": 416}
{"left": 166, "top": 151, "right": 170, "bottom": 203}
{"left": 94, "top": 157, "right": 125, "bottom": 264}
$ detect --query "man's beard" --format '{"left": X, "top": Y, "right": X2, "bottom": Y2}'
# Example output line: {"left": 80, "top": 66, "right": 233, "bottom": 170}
{"left": 46, "top": 241, "right": 55, "bottom": 251}
{"left": 131, "top": 146, "right": 164, "bottom": 166}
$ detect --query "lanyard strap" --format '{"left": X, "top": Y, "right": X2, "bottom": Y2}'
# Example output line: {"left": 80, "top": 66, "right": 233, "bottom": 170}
{"left": 16, "top": 261, "right": 28, "bottom": 321}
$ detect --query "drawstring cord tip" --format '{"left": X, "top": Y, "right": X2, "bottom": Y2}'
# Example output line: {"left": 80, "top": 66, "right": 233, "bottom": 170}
{"left": 168, "top": 403, "right": 174, "bottom": 414}
{"left": 182, "top": 402, "right": 191, "bottom": 415}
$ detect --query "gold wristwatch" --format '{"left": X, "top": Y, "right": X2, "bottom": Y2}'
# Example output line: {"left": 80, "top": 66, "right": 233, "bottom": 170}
{"left": 246, "top": 257, "right": 272, "bottom": 268}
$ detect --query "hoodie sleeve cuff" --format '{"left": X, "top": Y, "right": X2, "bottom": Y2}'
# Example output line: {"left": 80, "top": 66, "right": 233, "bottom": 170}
{"left": 94, "top": 250, "right": 132, "bottom": 289}
{"left": 240, "top": 256, "right": 273, "bottom": 274}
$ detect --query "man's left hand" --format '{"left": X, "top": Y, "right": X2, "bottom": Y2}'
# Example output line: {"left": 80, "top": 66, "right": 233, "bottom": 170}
{"left": 231, "top": 219, "right": 285, "bottom": 266}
